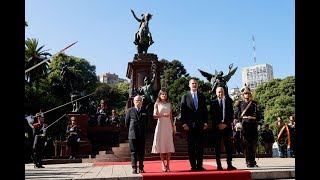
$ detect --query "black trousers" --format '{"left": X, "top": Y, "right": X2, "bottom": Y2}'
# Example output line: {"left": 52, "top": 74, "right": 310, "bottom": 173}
{"left": 68, "top": 135, "right": 79, "bottom": 157}
{"left": 242, "top": 122, "right": 258, "bottom": 165}
{"left": 214, "top": 128, "right": 233, "bottom": 167}
{"left": 129, "top": 139, "right": 145, "bottom": 169}
{"left": 186, "top": 130, "right": 204, "bottom": 169}
{"left": 33, "top": 135, "right": 46, "bottom": 166}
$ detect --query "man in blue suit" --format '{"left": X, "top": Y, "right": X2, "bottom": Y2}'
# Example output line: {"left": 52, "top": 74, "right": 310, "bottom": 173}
{"left": 125, "top": 95, "right": 148, "bottom": 174}
{"left": 180, "top": 78, "right": 208, "bottom": 171}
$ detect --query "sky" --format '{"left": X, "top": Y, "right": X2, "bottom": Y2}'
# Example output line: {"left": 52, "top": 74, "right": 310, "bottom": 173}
{"left": 25, "top": 0, "right": 295, "bottom": 91}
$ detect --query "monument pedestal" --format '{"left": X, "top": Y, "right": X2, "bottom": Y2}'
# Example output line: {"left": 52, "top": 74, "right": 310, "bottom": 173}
{"left": 60, "top": 114, "right": 92, "bottom": 157}
{"left": 126, "top": 53, "right": 162, "bottom": 132}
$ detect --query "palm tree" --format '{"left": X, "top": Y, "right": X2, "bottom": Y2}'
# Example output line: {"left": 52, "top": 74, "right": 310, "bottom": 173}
{"left": 25, "top": 38, "right": 51, "bottom": 86}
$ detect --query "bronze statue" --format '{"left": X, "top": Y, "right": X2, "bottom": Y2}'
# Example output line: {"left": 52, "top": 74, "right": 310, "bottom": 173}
{"left": 60, "top": 65, "right": 87, "bottom": 113}
{"left": 198, "top": 64, "right": 238, "bottom": 99}
{"left": 139, "top": 62, "right": 157, "bottom": 106}
{"left": 131, "top": 9, "right": 154, "bottom": 54}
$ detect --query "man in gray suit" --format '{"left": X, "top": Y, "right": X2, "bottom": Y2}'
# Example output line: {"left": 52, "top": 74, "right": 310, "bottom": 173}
{"left": 125, "top": 95, "right": 148, "bottom": 174}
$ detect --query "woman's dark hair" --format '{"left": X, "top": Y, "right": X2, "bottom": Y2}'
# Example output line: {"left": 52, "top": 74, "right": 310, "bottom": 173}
{"left": 156, "top": 88, "right": 169, "bottom": 103}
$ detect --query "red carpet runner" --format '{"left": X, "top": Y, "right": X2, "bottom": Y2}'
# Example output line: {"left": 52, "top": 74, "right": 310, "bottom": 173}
{"left": 93, "top": 159, "right": 251, "bottom": 180}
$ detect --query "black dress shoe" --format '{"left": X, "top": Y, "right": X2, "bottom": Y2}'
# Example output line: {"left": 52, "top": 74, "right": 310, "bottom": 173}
{"left": 34, "top": 164, "right": 45, "bottom": 168}
{"left": 227, "top": 165, "right": 237, "bottom": 170}
{"left": 139, "top": 169, "right": 145, "bottom": 173}
{"left": 247, "top": 164, "right": 254, "bottom": 168}
{"left": 132, "top": 169, "right": 138, "bottom": 174}
{"left": 217, "top": 166, "right": 223, "bottom": 170}
{"left": 190, "top": 167, "right": 197, "bottom": 171}
{"left": 196, "top": 167, "right": 206, "bottom": 171}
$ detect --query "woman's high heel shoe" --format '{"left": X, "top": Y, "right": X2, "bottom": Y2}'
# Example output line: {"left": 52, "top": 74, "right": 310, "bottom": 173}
{"left": 166, "top": 165, "right": 170, "bottom": 172}
{"left": 162, "top": 164, "right": 167, "bottom": 172}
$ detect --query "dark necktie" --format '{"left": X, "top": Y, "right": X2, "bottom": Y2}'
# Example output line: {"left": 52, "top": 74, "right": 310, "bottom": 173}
{"left": 219, "top": 99, "right": 224, "bottom": 122}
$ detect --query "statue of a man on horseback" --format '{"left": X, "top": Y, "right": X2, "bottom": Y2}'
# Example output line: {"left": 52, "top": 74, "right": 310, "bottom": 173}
{"left": 60, "top": 65, "right": 87, "bottom": 113}
{"left": 131, "top": 9, "right": 154, "bottom": 54}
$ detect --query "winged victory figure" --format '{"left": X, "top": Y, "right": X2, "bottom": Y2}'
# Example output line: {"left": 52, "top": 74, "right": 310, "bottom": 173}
{"left": 198, "top": 63, "right": 238, "bottom": 99}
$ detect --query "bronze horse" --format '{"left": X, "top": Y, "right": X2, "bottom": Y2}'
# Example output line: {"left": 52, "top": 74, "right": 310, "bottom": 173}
{"left": 131, "top": 9, "right": 154, "bottom": 54}
{"left": 60, "top": 65, "right": 87, "bottom": 112}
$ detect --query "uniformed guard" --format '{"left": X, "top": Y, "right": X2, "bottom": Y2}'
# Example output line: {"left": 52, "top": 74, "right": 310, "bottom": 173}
{"left": 32, "top": 112, "right": 48, "bottom": 168}
{"left": 66, "top": 117, "right": 81, "bottom": 159}
{"left": 234, "top": 84, "right": 261, "bottom": 168}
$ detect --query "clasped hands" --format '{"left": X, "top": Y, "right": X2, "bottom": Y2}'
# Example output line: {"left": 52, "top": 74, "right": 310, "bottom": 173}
{"left": 160, "top": 113, "right": 170, "bottom": 118}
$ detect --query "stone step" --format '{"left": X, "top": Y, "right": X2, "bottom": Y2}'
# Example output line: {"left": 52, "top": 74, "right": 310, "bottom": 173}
{"left": 145, "top": 145, "right": 189, "bottom": 149}
{"left": 145, "top": 141, "right": 187, "bottom": 146}
{"left": 95, "top": 154, "right": 118, "bottom": 159}
{"left": 81, "top": 153, "right": 272, "bottom": 163}
{"left": 98, "top": 150, "right": 114, "bottom": 155}
{"left": 112, "top": 146, "right": 130, "bottom": 153}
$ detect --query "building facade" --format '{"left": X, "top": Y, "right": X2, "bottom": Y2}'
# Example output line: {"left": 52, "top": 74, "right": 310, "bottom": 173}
{"left": 99, "top": 72, "right": 128, "bottom": 86}
{"left": 229, "top": 87, "right": 241, "bottom": 101}
{"left": 241, "top": 64, "right": 274, "bottom": 91}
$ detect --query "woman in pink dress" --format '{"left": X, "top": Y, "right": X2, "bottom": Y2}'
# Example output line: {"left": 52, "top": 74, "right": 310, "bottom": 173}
{"left": 151, "top": 88, "right": 175, "bottom": 172}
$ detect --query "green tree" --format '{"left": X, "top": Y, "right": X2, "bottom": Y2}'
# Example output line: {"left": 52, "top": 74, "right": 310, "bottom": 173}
{"left": 254, "top": 76, "right": 295, "bottom": 129}
{"left": 114, "top": 81, "right": 130, "bottom": 115}
{"left": 93, "top": 82, "right": 129, "bottom": 116}
{"left": 160, "top": 59, "right": 189, "bottom": 88}
{"left": 48, "top": 53, "right": 98, "bottom": 97}
{"left": 25, "top": 38, "right": 51, "bottom": 86}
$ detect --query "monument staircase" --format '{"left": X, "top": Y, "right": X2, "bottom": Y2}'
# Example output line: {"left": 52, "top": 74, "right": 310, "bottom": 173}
{"left": 82, "top": 131, "right": 202, "bottom": 163}
{"left": 82, "top": 121, "right": 271, "bottom": 163}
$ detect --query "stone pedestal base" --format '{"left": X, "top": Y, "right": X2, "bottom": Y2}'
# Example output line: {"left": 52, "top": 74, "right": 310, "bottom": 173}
{"left": 60, "top": 141, "right": 92, "bottom": 157}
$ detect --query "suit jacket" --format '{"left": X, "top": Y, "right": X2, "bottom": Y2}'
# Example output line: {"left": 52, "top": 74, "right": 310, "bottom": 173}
{"left": 125, "top": 107, "right": 148, "bottom": 140}
{"left": 180, "top": 92, "right": 208, "bottom": 130}
{"left": 210, "top": 96, "right": 234, "bottom": 132}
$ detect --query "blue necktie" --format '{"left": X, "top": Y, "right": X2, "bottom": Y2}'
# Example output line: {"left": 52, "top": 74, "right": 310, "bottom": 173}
{"left": 193, "top": 93, "right": 198, "bottom": 109}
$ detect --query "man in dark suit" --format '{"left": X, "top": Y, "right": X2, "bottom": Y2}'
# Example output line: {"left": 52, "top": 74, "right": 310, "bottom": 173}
{"left": 180, "top": 78, "right": 208, "bottom": 171}
{"left": 125, "top": 95, "right": 147, "bottom": 174}
{"left": 210, "top": 86, "right": 237, "bottom": 170}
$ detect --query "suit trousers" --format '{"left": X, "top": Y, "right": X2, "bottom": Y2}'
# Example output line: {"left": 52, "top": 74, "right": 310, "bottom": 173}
{"left": 186, "top": 130, "right": 204, "bottom": 168}
{"left": 129, "top": 139, "right": 145, "bottom": 169}
{"left": 214, "top": 128, "right": 233, "bottom": 166}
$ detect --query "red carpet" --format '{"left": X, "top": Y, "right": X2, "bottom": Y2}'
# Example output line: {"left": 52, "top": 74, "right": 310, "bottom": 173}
{"left": 93, "top": 160, "right": 251, "bottom": 180}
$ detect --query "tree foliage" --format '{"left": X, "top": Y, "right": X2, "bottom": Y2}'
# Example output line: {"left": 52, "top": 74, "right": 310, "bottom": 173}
{"left": 254, "top": 76, "right": 295, "bottom": 129}
{"left": 159, "top": 59, "right": 189, "bottom": 88}
{"left": 93, "top": 82, "right": 129, "bottom": 116}
{"left": 25, "top": 38, "right": 51, "bottom": 86}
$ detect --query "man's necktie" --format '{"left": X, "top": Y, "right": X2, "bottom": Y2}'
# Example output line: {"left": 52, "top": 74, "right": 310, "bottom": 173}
{"left": 219, "top": 99, "right": 224, "bottom": 122}
{"left": 193, "top": 93, "right": 198, "bottom": 109}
